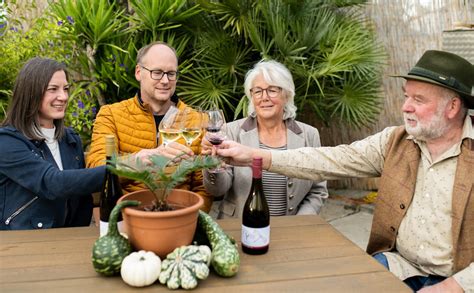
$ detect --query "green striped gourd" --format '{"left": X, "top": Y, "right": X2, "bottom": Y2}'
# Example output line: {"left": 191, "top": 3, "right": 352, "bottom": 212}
{"left": 198, "top": 210, "right": 240, "bottom": 277}
{"left": 92, "top": 200, "right": 140, "bottom": 276}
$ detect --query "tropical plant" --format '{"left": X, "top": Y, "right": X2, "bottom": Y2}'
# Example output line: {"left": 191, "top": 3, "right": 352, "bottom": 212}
{"left": 0, "top": 1, "right": 6, "bottom": 37}
{"left": 0, "top": 1, "right": 73, "bottom": 121}
{"left": 0, "top": 2, "right": 98, "bottom": 147}
{"left": 3, "top": 0, "right": 385, "bottom": 143}
{"left": 184, "top": 0, "right": 386, "bottom": 126}
{"left": 64, "top": 85, "right": 98, "bottom": 148}
{"left": 50, "top": 0, "right": 130, "bottom": 106}
{"left": 49, "top": 0, "right": 386, "bottom": 128}
{"left": 109, "top": 154, "right": 219, "bottom": 211}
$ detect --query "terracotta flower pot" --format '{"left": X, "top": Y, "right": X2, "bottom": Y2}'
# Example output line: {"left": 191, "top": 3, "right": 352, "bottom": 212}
{"left": 117, "top": 189, "right": 203, "bottom": 258}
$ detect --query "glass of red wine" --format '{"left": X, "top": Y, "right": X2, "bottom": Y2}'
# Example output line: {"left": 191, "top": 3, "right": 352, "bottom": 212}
{"left": 204, "top": 109, "right": 227, "bottom": 172}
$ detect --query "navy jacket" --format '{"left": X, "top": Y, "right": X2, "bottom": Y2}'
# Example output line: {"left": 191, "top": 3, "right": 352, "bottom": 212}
{"left": 0, "top": 126, "right": 105, "bottom": 230}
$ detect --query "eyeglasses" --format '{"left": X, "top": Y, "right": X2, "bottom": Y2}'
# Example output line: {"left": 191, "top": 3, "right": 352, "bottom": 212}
{"left": 140, "top": 65, "right": 178, "bottom": 81}
{"left": 250, "top": 86, "right": 282, "bottom": 99}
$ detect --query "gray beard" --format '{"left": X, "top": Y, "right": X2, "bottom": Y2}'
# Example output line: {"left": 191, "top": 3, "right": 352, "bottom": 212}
{"left": 404, "top": 112, "right": 448, "bottom": 141}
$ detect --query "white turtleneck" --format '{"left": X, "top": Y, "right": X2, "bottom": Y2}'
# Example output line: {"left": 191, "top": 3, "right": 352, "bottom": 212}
{"left": 40, "top": 127, "right": 64, "bottom": 170}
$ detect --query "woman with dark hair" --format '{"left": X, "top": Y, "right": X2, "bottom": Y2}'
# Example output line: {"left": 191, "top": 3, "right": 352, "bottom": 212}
{"left": 0, "top": 57, "right": 105, "bottom": 230}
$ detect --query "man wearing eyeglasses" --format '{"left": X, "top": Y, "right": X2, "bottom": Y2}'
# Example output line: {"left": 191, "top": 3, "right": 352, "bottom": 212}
{"left": 87, "top": 41, "right": 212, "bottom": 212}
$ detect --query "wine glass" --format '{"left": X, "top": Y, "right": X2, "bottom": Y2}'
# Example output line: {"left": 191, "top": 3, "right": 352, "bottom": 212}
{"left": 158, "top": 106, "right": 183, "bottom": 145}
{"left": 205, "top": 109, "right": 226, "bottom": 145}
{"left": 181, "top": 107, "right": 204, "bottom": 147}
{"left": 204, "top": 109, "right": 227, "bottom": 172}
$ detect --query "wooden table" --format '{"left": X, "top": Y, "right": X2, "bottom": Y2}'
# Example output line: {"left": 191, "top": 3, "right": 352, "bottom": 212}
{"left": 0, "top": 215, "right": 410, "bottom": 292}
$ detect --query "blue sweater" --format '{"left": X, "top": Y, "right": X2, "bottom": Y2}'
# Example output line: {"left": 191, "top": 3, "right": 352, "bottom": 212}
{"left": 0, "top": 126, "right": 105, "bottom": 230}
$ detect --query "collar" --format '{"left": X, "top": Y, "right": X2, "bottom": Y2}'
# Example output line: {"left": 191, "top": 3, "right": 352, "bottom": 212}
{"left": 38, "top": 128, "right": 77, "bottom": 146}
{"left": 462, "top": 114, "right": 474, "bottom": 140}
{"left": 136, "top": 92, "right": 180, "bottom": 113}
{"left": 64, "top": 128, "right": 79, "bottom": 145}
{"left": 1, "top": 125, "right": 77, "bottom": 145}
{"left": 240, "top": 116, "right": 303, "bottom": 134}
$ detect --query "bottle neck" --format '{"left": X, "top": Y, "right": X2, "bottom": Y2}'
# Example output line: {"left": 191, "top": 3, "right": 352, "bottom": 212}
{"left": 105, "top": 144, "right": 114, "bottom": 157}
{"left": 252, "top": 164, "right": 262, "bottom": 179}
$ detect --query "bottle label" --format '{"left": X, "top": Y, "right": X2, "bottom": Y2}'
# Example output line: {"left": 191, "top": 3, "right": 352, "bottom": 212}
{"left": 241, "top": 225, "right": 270, "bottom": 248}
{"left": 99, "top": 220, "right": 124, "bottom": 237}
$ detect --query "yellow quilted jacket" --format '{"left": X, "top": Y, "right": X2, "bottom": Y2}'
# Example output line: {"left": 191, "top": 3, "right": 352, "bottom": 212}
{"left": 86, "top": 95, "right": 212, "bottom": 212}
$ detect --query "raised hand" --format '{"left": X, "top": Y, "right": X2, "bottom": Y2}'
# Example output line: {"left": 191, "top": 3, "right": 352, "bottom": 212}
{"left": 215, "top": 140, "right": 257, "bottom": 167}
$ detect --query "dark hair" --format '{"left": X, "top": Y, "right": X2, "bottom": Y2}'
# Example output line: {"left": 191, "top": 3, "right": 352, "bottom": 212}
{"left": 136, "top": 41, "right": 178, "bottom": 64}
{"left": 2, "top": 57, "right": 68, "bottom": 140}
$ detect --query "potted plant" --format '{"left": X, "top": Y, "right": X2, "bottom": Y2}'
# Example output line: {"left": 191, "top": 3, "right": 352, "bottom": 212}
{"left": 110, "top": 154, "right": 219, "bottom": 258}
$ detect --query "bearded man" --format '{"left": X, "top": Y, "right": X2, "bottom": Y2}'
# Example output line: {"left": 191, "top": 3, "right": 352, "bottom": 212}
{"left": 210, "top": 50, "right": 474, "bottom": 292}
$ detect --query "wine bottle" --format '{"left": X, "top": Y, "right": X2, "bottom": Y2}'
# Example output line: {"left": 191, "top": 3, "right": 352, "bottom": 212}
{"left": 241, "top": 157, "right": 270, "bottom": 254}
{"left": 99, "top": 135, "right": 123, "bottom": 237}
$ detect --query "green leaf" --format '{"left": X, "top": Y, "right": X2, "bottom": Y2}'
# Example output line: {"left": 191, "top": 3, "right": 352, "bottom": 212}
{"left": 108, "top": 154, "right": 220, "bottom": 206}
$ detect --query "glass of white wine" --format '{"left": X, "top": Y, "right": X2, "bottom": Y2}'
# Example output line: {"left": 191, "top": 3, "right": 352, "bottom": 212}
{"left": 181, "top": 107, "right": 204, "bottom": 147}
{"left": 158, "top": 106, "right": 182, "bottom": 145}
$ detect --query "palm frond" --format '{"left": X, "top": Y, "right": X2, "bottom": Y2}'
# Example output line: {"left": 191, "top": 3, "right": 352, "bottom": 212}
{"left": 51, "top": 0, "right": 127, "bottom": 50}
{"left": 198, "top": 43, "right": 253, "bottom": 81}
{"left": 259, "top": 0, "right": 308, "bottom": 61}
{"left": 197, "top": 0, "right": 257, "bottom": 39}
{"left": 325, "top": 73, "right": 382, "bottom": 127}
{"left": 178, "top": 69, "right": 240, "bottom": 114}
{"left": 128, "top": 0, "right": 200, "bottom": 33}
{"left": 234, "top": 95, "right": 249, "bottom": 120}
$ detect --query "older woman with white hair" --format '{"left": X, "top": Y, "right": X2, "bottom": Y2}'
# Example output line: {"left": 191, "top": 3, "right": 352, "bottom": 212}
{"left": 203, "top": 60, "right": 328, "bottom": 219}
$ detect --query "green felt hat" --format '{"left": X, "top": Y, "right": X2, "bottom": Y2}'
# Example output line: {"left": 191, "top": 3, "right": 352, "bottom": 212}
{"left": 394, "top": 50, "right": 474, "bottom": 109}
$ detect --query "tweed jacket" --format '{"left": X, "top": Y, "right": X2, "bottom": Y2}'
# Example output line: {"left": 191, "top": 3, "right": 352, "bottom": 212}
{"left": 204, "top": 117, "right": 328, "bottom": 219}
{"left": 367, "top": 126, "right": 474, "bottom": 273}
{"left": 86, "top": 95, "right": 212, "bottom": 212}
{"left": 0, "top": 126, "right": 105, "bottom": 230}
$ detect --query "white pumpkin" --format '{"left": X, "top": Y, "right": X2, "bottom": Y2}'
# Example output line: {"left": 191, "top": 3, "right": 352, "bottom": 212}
{"left": 121, "top": 250, "right": 161, "bottom": 287}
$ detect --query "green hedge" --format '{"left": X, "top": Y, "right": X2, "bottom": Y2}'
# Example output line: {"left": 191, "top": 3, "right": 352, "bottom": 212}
{"left": 1, "top": 0, "right": 386, "bottom": 148}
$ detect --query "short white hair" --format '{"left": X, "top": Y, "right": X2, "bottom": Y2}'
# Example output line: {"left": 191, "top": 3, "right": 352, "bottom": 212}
{"left": 244, "top": 60, "right": 297, "bottom": 120}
